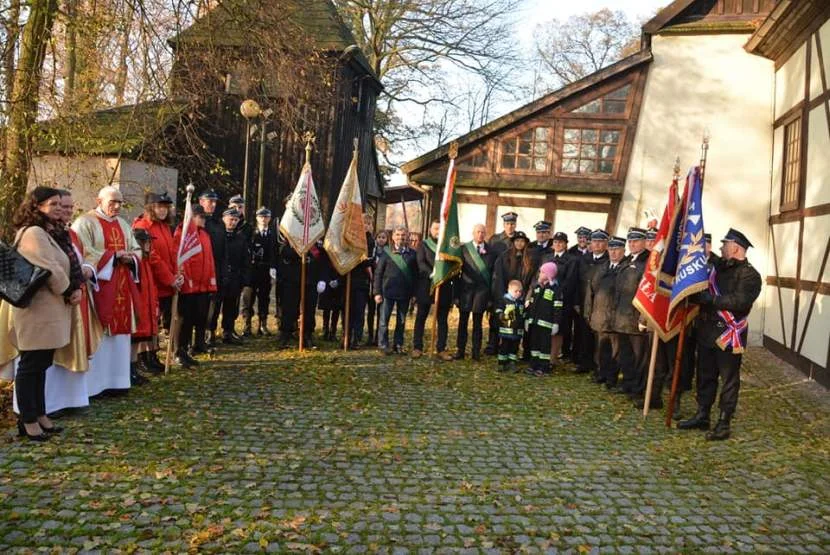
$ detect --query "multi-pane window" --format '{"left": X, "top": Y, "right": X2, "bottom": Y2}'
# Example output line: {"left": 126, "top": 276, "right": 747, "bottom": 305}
{"left": 781, "top": 117, "right": 801, "bottom": 211}
{"left": 561, "top": 128, "right": 620, "bottom": 175}
{"left": 463, "top": 149, "right": 489, "bottom": 169}
{"left": 573, "top": 84, "right": 631, "bottom": 114}
{"left": 500, "top": 127, "right": 550, "bottom": 171}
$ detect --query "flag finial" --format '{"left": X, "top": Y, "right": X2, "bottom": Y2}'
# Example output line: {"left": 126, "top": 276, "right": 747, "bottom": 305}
{"left": 186, "top": 182, "right": 195, "bottom": 195}
{"left": 303, "top": 131, "right": 316, "bottom": 165}
{"left": 448, "top": 141, "right": 459, "bottom": 160}
{"left": 673, "top": 157, "right": 681, "bottom": 180}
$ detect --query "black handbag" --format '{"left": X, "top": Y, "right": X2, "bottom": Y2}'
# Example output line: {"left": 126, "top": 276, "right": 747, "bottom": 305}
{"left": 0, "top": 228, "right": 53, "bottom": 308}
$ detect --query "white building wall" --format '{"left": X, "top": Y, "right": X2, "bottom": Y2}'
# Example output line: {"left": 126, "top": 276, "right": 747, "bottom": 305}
{"left": 621, "top": 33, "right": 775, "bottom": 345}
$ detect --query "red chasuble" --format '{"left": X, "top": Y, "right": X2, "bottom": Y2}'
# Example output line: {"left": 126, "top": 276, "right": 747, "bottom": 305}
{"left": 93, "top": 217, "right": 140, "bottom": 335}
{"left": 134, "top": 256, "right": 159, "bottom": 338}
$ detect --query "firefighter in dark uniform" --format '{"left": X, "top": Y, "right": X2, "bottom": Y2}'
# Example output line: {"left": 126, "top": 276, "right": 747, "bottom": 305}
{"left": 586, "top": 235, "right": 624, "bottom": 387}
{"left": 576, "top": 229, "right": 609, "bottom": 376}
{"left": 485, "top": 212, "right": 518, "bottom": 354}
{"left": 455, "top": 223, "right": 495, "bottom": 360}
{"left": 199, "top": 189, "right": 226, "bottom": 347}
{"left": 241, "top": 207, "right": 277, "bottom": 336}
{"left": 227, "top": 195, "right": 253, "bottom": 243}
{"left": 346, "top": 226, "right": 375, "bottom": 349}
{"left": 610, "top": 227, "right": 649, "bottom": 395}
{"left": 678, "top": 228, "right": 761, "bottom": 441}
{"left": 568, "top": 227, "right": 592, "bottom": 257}
{"left": 645, "top": 227, "right": 658, "bottom": 252}
{"left": 412, "top": 220, "right": 454, "bottom": 360}
{"left": 217, "top": 208, "right": 251, "bottom": 345}
{"left": 529, "top": 220, "right": 553, "bottom": 256}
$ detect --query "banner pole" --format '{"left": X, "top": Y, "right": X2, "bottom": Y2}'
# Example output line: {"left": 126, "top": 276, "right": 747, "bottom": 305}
{"left": 165, "top": 183, "right": 194, "bottom": 373}
{"left": 431, "top": 284, "right": 440, "bottom": 355}
{"left": 299, "top": 256, "right": 306, "bottom": 352}
{"left": 665, "top": 303, "right": 688, "bottom": 426}
{"left": 642, "top": 329, "right": 660, "bottom": 417}
{"left": 344, "top": 272, "right": 351, "bottom": 351}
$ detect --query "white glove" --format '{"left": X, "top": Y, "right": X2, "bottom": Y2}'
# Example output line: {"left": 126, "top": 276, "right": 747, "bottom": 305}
{"left": 329, "top": 280, "right": 339, "bottom": 289}
{"left": 316, "top": 280, "right": 326, "bottom": 294}
{"left": 638, "top": 322, "right": 648, "bottom": 332}
{"left": 551, "top": 324, "right": 559, "bottom": 336}
{"left": 269, "top": 268, "right": 277, "bottom": 280}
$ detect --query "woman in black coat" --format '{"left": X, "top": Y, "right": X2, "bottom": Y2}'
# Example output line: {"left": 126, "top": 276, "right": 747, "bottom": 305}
{"left": 491, "top": 231, "right": 539, "bottom": 299}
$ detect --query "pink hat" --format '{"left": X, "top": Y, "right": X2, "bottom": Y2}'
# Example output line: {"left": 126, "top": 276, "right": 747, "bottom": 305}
{"left": 540, "top": 261, "right": 558, "bottom": 280}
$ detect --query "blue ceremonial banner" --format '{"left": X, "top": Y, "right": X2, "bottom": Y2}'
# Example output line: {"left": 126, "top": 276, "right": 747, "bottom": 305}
{"left": 667, "top": 166, "right": 709, "bottom": 320}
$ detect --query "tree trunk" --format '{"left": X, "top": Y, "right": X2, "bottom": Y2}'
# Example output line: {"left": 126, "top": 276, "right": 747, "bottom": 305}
{"left": 1, "top": 0, "right": 21, "bottom": 167}
{"left": 64, "top": 0, "right": 78, "bottom": 105}
{"left": 1, "top": 0, "right": 60, "bottom": 238}
{"left": 113, "top": 4, "right": 133, "bottom": 105}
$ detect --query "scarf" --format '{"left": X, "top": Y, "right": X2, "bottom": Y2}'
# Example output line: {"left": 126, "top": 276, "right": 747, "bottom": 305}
{"left": 50, "top": 226, "right": 84, "bottom": 294}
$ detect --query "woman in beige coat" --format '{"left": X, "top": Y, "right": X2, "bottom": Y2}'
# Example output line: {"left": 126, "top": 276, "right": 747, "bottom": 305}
{"left": 10, "top": 187, "right": 82, "bottom": 441}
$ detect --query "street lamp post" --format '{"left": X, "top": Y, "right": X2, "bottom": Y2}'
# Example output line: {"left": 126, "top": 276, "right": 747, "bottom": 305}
{"left": 256, "top": 108, "right": 274, "bottom": 210}
{"left": 240, "top": 99, "right": 262, "bottom": 220}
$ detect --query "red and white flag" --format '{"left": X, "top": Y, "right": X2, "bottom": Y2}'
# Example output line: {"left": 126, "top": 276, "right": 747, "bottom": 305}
{"left": 177, "top": 188, "right": 202, "bottom": 266}
{"left": 280, "top": 162, "right": 326, "bottom": 254}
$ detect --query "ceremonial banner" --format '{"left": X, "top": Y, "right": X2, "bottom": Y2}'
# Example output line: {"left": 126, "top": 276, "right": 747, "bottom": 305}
{"left": 431, "top": 154, "right": 463, "bottom": 292}
{"left": 667, "top": 166, "right": 709, "bottom": 320}
{"left": 177, "top": 193, "right": 202, "bottom": 266}
{"left": 632, "top": 179, "right": 686, "bottom": 340}
{"left": 324, "top": 151, "right": 367, "bottom": 275}
{"left": 280, "top": 162, "right": 326, "bottom": 255}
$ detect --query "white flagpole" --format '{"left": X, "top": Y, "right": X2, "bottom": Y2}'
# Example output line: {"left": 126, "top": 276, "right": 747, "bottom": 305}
{"left": 166, "top": 183, "right": 195, "bottom": 373}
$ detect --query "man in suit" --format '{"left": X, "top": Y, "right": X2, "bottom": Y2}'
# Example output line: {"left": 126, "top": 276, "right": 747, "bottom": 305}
{"left": 568, "top": 227, "right": 592, "bottom": 257}
{"left": 586, "top": 235, "right": 625, "bottom": 388}
{"left": 374, "top": 226, "right": 417, "bottom": 355}
{"left": 412, "top": 221, "right": 454, "bottom": 360}
{"left": 199, "top": 189, "right": 225, "bottom": 347}
{"left": 455, "top": 223, "right": 495, "bottom": 360}
{"left": 241, "top": 207, "right": 277, "bottom": 336}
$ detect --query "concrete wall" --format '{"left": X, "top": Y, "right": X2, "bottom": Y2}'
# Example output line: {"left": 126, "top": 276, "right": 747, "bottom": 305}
{"left": 621, "top": 33, "right": 775, "bottom": 345}
{"left": 28, "top": 155, "right": 178, "bottom": 222}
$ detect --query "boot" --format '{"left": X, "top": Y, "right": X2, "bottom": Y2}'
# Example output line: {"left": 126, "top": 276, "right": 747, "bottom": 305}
{"left": 671, "top": 392, "right": 683, "bottom": 421}
{"left": 143, "top": 352, "right": 164, "bottom": 374}
{"left": 259, "top": 317, "right": 271, "bottom": 336}
{"left": 242, "top": 317, "right": 253, "bottom": 337}
{"left": 633, "top": 395, "right": 664, "bottom": 410}
{"left": 205, "top": 331, "right": 216, "bottom": 348}
{"left": 706, "top": 413, "right": 731, "bottom": 441}
{"left": 175, "top": 349, "right": 199, "bottom": 369}
{"left": 130, "top": 363, "right": 148, "bottom": 386}
{"left": 678, "top": 407, "right": 710, "bottom": 430}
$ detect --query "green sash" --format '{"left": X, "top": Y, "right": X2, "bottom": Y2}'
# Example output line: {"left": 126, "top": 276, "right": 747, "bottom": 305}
{"left": 384, "top": 246, "right": 414, "bottom": 285}
{"left": 423, "top": 237, "right": 437, "bottom": 252}
{"left": 465, "top": 242, "right": 491, "bottom": 288}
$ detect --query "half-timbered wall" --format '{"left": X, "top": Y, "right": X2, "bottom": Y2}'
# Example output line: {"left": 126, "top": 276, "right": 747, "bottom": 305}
{"left": 621, "top": 33, "right": 775, "bottom": 346}
{"left": 764, "top": 16, "right": 830, "bottom": 386}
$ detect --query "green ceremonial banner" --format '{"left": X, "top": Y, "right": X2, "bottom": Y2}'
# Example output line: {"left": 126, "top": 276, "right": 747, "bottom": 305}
{"left": 431, "top": 154, "right": 463, "bottom": 293}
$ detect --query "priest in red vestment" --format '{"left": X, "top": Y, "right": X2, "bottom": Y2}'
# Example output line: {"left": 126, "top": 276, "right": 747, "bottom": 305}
{"left": 71, "top": 186, "right": 142, "bottom": 394}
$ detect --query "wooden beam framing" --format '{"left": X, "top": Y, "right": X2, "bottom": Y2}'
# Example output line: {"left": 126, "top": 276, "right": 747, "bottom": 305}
{"left": 796, "top": 237, "right": 830, "bottom": 353}
{"left": 769, "top": 226, "right": 789, "bottom": 348}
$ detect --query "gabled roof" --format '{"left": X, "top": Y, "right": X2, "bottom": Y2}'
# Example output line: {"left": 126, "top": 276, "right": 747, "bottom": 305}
{"left": 401, "top": 49, "right": 652, "bottom": 175}
{"left": 172, "top": 0, "right": 379, "bottom": 84}
{"left": 34, "top": 100, "right": 191, "bottom": 156}
{"left": 643, "top": 0, "right": 780, "bottom": 36}
{"left": 745, "top": 0, "right": 830, "bottom": 62}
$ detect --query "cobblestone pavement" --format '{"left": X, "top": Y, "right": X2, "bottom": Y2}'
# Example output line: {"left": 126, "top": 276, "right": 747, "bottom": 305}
{"left": 1, "top": 336, "right": 828, "bottom": 553}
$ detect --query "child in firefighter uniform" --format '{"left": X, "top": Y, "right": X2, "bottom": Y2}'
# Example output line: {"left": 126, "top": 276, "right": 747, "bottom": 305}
{"left": 524, "top": 262, "right": 564, "bottom": 376}
{"left": 495, "top": 280, "right": 525, "bottom": 372}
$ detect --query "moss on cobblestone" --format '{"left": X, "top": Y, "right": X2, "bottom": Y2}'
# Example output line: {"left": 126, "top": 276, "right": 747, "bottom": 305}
{"left": 0, "top": 340, "right": 828, "bottom": 552}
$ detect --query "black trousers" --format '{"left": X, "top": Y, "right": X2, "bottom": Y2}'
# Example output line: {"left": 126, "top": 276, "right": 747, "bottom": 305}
{"left": 413, "top": 302, "right": 450, "bottom": 352}
{"left": 647, "top": 334, "right": 695, "bottom": 399}
{"left": 696, "top": 342, "right": 742, "bottom": 417}
{"left": 498, "top": 336, "right": 521, "bottom": 366}
{"left": 487, "top": 310, "right": 499, "bottom": 351}
{"left": 221, "top": 282, "right": 242, "bottom": 335}
{"left": 560, "top": 305, "right": 573, "bottom": 357}
{"left": 16, "top": 349, "right": 55, "bottom": 423}
{"left": 348, "top": 287, "right": 369, "bottom": 344}
{"left": 177, "top": 292, "right": 210, "bottom": 351}
{"left": 159, "top": 296, "right": 173, "bottom": 332}
{"left": 241, "top": 267, "right": 271, "bottom": 321}
{"left": 617, "top": 333, "right": 648, "bottom": 394}
{"left": 456, "top": 310, "right": 484, "bottom": 356}
{"left": 597, "top": 332, "right": 619, "bottom": 385}
{"left": 207, "top": 291, "right": 222, "bottom": 334}
{"left": 279, "top": 285, "right": 316, "bottom": 342}
{"left": 575, "top": 315, "right": 597, "bottom": 372}
{"left": 366, "top": 294, "right": 377, "bottom": 344}
{"left": 528, "top": 324, "right": 553, "bottom": 371}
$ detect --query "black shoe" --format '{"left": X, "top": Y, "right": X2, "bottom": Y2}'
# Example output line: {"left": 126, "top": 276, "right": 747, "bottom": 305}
{"left": 17, "top": 421, "right": 49, "bottom": 442}
{"left": 176, "top": 351, "right": 199, "bottom": 368}
{"left": 483, "top": 345, "right": 496, "bottom": 356}
{"left": 573, "top": 367, "right": 590, "bottom": 374}
{"left": 141, "top": 352, "right": 164, "bottom": 375}
{"left": 223, "top": 334, "right": 243, "bottom": 345}
{"left": 453, "top": 352, "right": 465, "bottom": 360}
{"left": 191, "top": 344, "right": 208, "bottom": 355}
{"left": 678, "top": 409, "right": 711, "bottom": 431}
{"left": 471, "top": 351, "right": 481, "bottom": 361}
{"left": 40, "top": 423, "right": 63, "bottom": 434}
{"left": 705, "top": 416, "right": 731, "bottom": 441}
{"left": 130, "top": 366, "right": 149, "bottom": 386}
{"left": 591, "top": 375, "right": 606, "bottom": 384}
{"left": 259, "top": 325, "right": 271, "bottom": 336}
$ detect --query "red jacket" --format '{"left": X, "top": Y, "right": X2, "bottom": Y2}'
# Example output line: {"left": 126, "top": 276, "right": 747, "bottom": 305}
{"left": 133, "top": 215, "right": 178, "bottom": 298}
{"left": 135, "top": 255, "right": 159, "bottom": 338}
{"left": 173, "top": 224, "right": 217, "bottom": 294}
